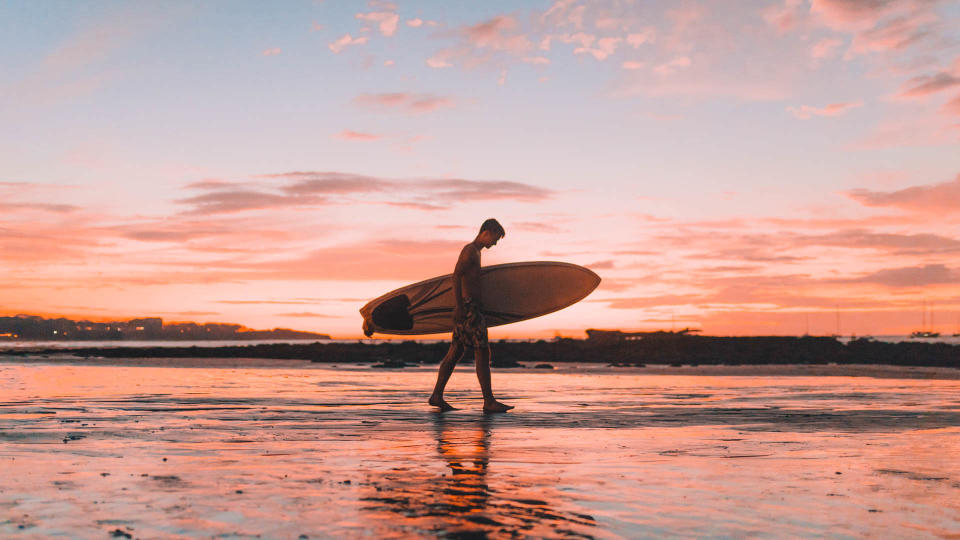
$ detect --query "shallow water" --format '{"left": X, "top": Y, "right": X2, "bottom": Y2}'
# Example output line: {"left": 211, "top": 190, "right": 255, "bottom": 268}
{"left": 1, "top": 360, "right": 959, "bottom": 538}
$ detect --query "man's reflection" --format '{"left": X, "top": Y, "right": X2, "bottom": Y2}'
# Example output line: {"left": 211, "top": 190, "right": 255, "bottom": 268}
{"left": 360, "top": 414, "right": 596, "bottom": 538}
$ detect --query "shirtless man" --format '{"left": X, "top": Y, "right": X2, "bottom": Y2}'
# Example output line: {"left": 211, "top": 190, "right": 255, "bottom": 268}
{"left": 429, "top": 219, "right": 514, "bottom": 413}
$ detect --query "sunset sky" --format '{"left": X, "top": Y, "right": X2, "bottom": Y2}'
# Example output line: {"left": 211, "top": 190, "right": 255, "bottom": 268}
{"left": 2, "top": 0, "right": 959, "bottom": 338}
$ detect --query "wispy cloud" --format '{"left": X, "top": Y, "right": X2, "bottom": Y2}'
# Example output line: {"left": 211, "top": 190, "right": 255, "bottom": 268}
{"left": 335, "top": 129, "right": 381, "bottom": 141}
{"left": 463, "top": 15, "right": 532, "bottom": 55}
{"left": 787, "top": 101, "right": 863, "bottom": 119}
{"left": 173, "top": 171, "right": 554, "bottom": 215}
{"left": 261, "top": 47, "right": 281, "bottom": 56}
{"left": 329, "top": 34, "right": 368, "bottom": 54}
{"left": 898, "top": 70, "right": 960, "bottom": 98}
{"left": 276, "top": 312, "right": 341, "bottom": 318}
{"left": 3, "top": 3, "right": 181, "bottom": 108}
{"left": 846, "top": 173, "right": 960, "bottom": 213}
{"left": 353, "top": 92, "right": 455, "bottom": 114}
{"left": 841, "top": 264, "right": 960, "bottom": 287}
{"left": 0, "top": 202, "right": 80, "bottom": 213}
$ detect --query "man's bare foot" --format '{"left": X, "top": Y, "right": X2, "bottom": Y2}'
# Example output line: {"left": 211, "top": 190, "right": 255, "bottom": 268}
{"left": 483, "top": 400, "right": 514, "bottom": 413}
{"left": 429, "top": 395, "right": 457, "bottom": 411}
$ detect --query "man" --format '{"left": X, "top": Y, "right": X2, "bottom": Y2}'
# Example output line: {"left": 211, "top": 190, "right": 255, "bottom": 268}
{"left": 429, "top": 219, "right": 514, "bottom": 413}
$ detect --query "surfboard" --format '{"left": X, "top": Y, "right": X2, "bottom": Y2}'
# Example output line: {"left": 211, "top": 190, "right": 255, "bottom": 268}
{"left": 359, "top": 261, "right": 601, "bottom": 336}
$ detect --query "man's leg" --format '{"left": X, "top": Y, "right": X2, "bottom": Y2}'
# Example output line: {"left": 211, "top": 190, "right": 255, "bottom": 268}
{"left": 429, "top": 342, "right": 463, "bottom": 411}
{"left": 475, "top": 346, "right": 513, "bottom": 413}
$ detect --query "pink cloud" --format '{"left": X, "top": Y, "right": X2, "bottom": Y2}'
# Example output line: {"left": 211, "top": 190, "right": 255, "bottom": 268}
{"left": 279, "top": 173, "right": 389, "bottom": 195}
{"left": 276, "top": 312, "right": 340, "bottom": 318}
{"left": 621, "top": 61, "right": 644, "bottom": 70}
{"left": 353, "top": 92, "right": 455, "bottom": 114}
{"left": 176, "top": 190, "right": 314, "bottom": 215}
{"left": 512, "top": 221, "right": 563, "bottom": 233}
{"left": 356, "top": 11, "right": 399, "bottom": 37}
{"left": 574, "top": 36, "right": 621, "bottom": 61}
{"left": 850, "top": 116, "right": 960, "bottom": 149}
{"left": 842, "top": 264, "right": 960, "bottom": 287}
{"left": 463, "top": 15, "right": 533, "bottom": 54}
{"left": 846, "top": 173, "right": 960, "bottom": 213}
{"left": 943, "top": 94, "right": 960, "bottom": 116}
{"left": 810, "top": 0, "right": 898, "bottom": 30}
{"left": 407, "top": 18, "right": 423, "bottom": 28}
{"left": 762, "top": 0, "right": 804, "bottom": 32}
{"left": 329, "top": 34, "right": 368, "bottom": 54}
{"left": 183, "top": 171, "right": 555, "bottom": 214}
{"left": 261, "top": 47, "right": 281, "bottom": 56}
{"left": 898, "top": 71, "right": 960, "bottom": 98}
{"left": 541, "top": 0, "right": 586, "bottom": 29}
{"left": 522, "top": 56, "right": 550, "bottom": 65}
{"left": 184, "top": 179, "right": 242, "bottom": 190}
{"left": 0, "top": 201, "right": 79, "bottom": 213}
{"left": 811, "top": 38, "right": 843, "bottom": 59}
{"left": 626, "top": 29, "right": 656, "bottom": 47}
{"left": 787, "top": 101, "right": 863, "bottom": 119}
{"left": 232, "top": 240, "right": 465, "bottom": 281}
{"left": 336, "top": 129, "right": 381, "bottom": 141}
{"left": 653, "top": 56, "right": 691, "bottom": 75}
{"left": 426, "top": 49, "right": 455, "bottom": 68}
{"left": 849, "top": 11, "right": 936, "bottom": 54}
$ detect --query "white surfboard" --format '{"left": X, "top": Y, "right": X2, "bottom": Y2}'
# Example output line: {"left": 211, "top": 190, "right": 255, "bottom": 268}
{"left": 359, "top": 261, "right": 601, "bottom": 336}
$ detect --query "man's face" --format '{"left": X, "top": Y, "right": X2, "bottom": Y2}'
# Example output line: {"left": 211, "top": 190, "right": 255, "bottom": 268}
{"left": 481, "top": 231, "right": 500, "bottom": 249}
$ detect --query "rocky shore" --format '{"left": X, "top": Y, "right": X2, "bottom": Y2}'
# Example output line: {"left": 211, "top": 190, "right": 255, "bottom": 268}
{"left": 2, "top": 335, "right": 958, "bottom": 368}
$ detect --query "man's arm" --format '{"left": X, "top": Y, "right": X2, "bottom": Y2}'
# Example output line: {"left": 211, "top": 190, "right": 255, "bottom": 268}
{"left": 452, "top": 246, "right": 477, "bottom": 320}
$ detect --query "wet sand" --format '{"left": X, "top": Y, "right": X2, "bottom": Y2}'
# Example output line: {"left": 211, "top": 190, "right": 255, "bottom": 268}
{"left": 2, "top": 360, "right": 959, "bottom": 538}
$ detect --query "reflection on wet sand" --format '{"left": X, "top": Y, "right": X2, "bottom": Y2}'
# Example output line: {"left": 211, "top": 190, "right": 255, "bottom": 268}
{"left": 361, "top": 414, "right": 596, "bottom": 538}
{"left": 1, "top": 361, "right": 959, "bottom": 538}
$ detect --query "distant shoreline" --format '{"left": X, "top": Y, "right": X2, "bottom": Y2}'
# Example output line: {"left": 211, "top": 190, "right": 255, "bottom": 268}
{"left": 2, "top": 334, "right": 958, "bottom": 369}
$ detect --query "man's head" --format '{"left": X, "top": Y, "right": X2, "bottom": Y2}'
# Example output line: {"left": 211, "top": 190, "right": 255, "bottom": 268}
{"left": 477, "top": 218, "right": 505, "bottom": 248}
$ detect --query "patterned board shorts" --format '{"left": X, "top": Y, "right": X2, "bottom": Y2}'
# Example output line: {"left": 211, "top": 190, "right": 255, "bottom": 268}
{"left": 452, "top": 300, "right": 488, "bottom": 348}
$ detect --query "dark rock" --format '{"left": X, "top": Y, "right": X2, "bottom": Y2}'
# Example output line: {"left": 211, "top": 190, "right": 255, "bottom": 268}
{"left": 534, "top": 363, "right": 554, "bottom": 369}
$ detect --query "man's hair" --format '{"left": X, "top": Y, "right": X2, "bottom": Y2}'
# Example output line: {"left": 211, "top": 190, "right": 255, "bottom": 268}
{"left": 480, "top": 218, "right": 505, "bottom": 238}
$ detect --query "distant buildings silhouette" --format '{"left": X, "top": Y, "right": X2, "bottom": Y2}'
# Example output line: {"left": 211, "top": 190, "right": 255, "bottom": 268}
{"left": 0, "top": 315, "right": 329, "bottom": 341}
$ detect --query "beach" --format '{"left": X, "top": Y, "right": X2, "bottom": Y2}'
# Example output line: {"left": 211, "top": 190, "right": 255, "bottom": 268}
{"left": 2, "top": 358, "right": 959, "bottom": 538}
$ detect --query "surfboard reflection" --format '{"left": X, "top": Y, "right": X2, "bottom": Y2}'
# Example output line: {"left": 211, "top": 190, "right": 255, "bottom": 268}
{"left": 359, "top": 414, "right": 596, "bottom": 538}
